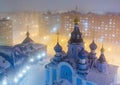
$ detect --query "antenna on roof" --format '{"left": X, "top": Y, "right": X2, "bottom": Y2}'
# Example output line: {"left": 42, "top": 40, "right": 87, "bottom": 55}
{"left": 75, "top": 5, "right": 78, "bottom": 12}
{"left": 26, "top": 25, "right": 30, "bottom": 37}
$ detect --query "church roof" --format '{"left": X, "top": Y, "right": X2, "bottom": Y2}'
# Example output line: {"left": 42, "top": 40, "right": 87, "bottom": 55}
{"left": 87, "top": 64, "right": 118, "bottom": 85}
{"left": 98, "top": 46, "right": 106, "bottom": 63}
{"left": 69, "top": 17, "right": 83, "bottom": 44}
{"left": 54, "top": 42, "right": 62, "bottom": 52}
{"left": 0, "top": 52, "right": 14, "bottom": 67}
{"left": 89, "top": 40, "right": 97, "bottom": 50}
{"left": 22, "top": 31, "right": 34, "bottom": 44}
{"left": 78, "top": 48, "right": 87, "bottom": 59}
{"left": 98, "top": 54, "right": 106, "bottom": 63}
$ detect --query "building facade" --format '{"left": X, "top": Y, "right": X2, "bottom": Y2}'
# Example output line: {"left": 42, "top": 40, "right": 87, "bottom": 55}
{"left": 61, "top": 11, "right": 120, "bottom": 44}
{"left": 0, "top": 18, "right": 13, "bottom": 46}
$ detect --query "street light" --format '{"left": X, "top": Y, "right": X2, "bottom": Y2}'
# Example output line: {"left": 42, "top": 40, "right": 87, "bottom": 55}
{"left": 14, "top": 77, "right": 18, "bottom": 83}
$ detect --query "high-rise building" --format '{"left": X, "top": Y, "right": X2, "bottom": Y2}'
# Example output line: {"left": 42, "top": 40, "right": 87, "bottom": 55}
{"left": 39, "top": 11, "right": 61, "bottom": 35}
{"left": 0, "top": 18, "right": 13, "bottom": 46}
{"left": 61, "top": 11, "right": 120, "bottom": 44}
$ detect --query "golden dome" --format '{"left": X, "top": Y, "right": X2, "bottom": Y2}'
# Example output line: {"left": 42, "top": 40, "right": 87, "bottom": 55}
{"left": 101, "top": 45, "right": 105, "bottom": 53}
{"left": 74, "top": 16, "right": 80, "bottom": 24}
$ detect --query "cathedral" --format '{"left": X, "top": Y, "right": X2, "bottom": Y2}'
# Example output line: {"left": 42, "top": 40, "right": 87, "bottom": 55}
{"left": 45, "top": 17, "right": 118, "bottom": 85}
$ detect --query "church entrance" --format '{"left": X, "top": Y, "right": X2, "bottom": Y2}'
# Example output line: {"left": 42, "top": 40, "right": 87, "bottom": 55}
{"left": 60, "top": 65, "right": 73, "bottom": 83}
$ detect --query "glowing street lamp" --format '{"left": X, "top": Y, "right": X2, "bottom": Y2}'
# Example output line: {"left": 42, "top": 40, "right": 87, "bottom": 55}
{"left": 41, "top": 52, "right": 46, "bottom": 57}
{"left": 14, "top": 78, "right": 18, "bottom": 83}
{"left": 22, "top": 69, "right": 27, "bottom": 74}
{"left": 18, "top": 73, "right": 23, "bottom": 78}
{"left": 37, "top": 55, "right": 42, "bottom": 59}
{"left": 29, "top": 58, "right": 34, "bottom": 62}
{"left": 2, "top": 78, "right": 7, "bottom": 85}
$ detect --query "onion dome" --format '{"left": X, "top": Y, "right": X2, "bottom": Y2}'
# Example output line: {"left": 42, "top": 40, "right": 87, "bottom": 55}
{"left": 98, "top": 46, "right": 106, "bottom": 63}
{"left": 54, "top": 42, "right": 62, "bottom": 52}
{"left": 78, "top": 48, "right": 87, "bottom": 59}
{"left": 74, "top": 16, "right": 80, "bottom": 24}
{"left": 100, "top": 46, "right": 105, "bottom": 53}
{"left": 69, "top": 17, "right": 83, "bottom": 44}
{"left": 98, "top": 54, "right": 106, "bottom": 63}
{"left": 89, "top": 40, "right": 97, "bottom": 50}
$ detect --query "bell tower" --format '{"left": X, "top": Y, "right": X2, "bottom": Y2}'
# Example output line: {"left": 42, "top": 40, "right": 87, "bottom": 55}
{"left": 67, "top": 17, "right": 84, "bottom": 59}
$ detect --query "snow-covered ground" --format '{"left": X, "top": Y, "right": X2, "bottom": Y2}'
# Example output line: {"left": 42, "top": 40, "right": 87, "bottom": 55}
{"left": 18, "top": 64, "right": 45, "bottom": 85}
{"left": 18, "top": 58, "right": 120, "bottom": 85}
{"left": 1, "top": 57, "right": 120, "bottom": 85}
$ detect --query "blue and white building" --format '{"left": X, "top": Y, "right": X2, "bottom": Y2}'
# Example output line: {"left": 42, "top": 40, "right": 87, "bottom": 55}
{"left": 45, "top": 17, "right": 118, "bottom": 85}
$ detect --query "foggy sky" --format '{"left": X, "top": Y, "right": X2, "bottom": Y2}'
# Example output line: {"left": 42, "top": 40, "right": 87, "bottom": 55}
{"left": 0, "top": 0, "right": 120, "bottom": 13}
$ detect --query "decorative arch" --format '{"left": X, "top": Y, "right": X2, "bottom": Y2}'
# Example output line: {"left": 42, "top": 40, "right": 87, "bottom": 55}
{"left": 58, "top": 62, "right": 74, "bottom": 83}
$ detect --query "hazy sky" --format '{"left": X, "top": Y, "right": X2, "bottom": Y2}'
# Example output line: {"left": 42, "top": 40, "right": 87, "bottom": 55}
{"left": 0, "top": 0, "right": 120, "bottom": 13}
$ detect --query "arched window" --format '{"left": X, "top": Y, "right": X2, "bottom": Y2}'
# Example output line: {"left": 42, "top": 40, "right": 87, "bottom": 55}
{"left": 60, "top": 65, "right": 72, "bottom": 83}
{"left": 77, "top": 34, "right": 79, "bottom": 39}
{"left": 73, "top": 34, "right": 75, "bottom": 39}
{"left": 72, "top": 48, "right": 73, "bottom": 54}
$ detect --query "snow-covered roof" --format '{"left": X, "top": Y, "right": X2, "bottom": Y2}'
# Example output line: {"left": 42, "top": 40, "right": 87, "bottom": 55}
{"left": 0, "top": 55, "right": 11, "bottom": 73}
{"left": 0, "top": 46, "right": 13, "bottom": 56}
{"left": 87, "top": 64, "right": 118, "bottom": 85}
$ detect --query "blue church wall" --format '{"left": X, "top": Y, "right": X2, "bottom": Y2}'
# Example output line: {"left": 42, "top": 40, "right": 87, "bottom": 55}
{"left": 52, "top": 68, "right": 57, "bottom": 83}
{"left": 96, "top": 63, "right": 107, "bottom": 72}
{"left": 86, "top": 81, "right": 96, "bottom": 85}
{"left": 76, "top": 77, "right": 96, "bottom": 85}
{"left": 46, "top": 69, "right": 50, "bottom": 84}
{"left": 60, "top": 65, "right": 72, "bottom": 83}
{"left": 76, "top": 78, "right": 82, "bottom": 85}
{"left": 78, "top": 64, "right": 87, "bottom": 70}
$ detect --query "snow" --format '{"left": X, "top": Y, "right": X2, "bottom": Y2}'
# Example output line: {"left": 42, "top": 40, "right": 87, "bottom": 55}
{"left": 87, "top": 64, "right": 118, "bottom": 85}
{"left": 0, "top": 57, "right": 120, "bottom": 85}
{"left": 18, "top": 64, "right": 45, "bottom": 85}
{"left": 61, "top": 80, "right": 72, "bottom": 85}
{"left": 17, "top": 58, "right": 49, "bottom": 85}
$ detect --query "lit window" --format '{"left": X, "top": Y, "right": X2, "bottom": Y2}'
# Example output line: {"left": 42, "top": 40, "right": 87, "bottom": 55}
{"left": 77, "top": 35, "right": 79, "bottom": 39}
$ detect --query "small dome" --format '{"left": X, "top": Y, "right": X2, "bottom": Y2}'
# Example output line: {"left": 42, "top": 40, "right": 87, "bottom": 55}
{"left": 98, "top": 54, "right": 106, "bottom": 63}
{"left": 54, "top": 42, "right": 62, "bottom": 52}
{"left": 89, "top": 40, "right": 97, "bottom": 50}
{"left": 101, "top": 46, "right": 105, "bottom": 53}
{"left": 74, "top": 16, "right": 80, "bottom": 24}
{"left": 78, "top": 48, "right": 87, "bottom": 59}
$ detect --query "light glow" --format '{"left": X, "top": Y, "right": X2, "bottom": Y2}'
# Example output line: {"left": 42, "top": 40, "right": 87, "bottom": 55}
{"left": 14, "top": 78, "right": 18, "bottom": 83}
{"left": 29, "top": 58, "right": 34, "bottom": 62}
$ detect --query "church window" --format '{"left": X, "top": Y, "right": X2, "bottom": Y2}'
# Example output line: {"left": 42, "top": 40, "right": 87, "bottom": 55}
{"left": 73, "top": 34, "right": 75, "bottom": 39}
{"left": 78, "top": 48, "right": 80, "bottom": 52}
{"left": 72, "top": 48, "right": 73, "bottom": 54}
{"left": 77, "top": 35, "right": 79, "bottom": 39}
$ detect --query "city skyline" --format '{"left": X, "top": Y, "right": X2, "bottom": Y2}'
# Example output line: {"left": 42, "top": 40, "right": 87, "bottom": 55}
{"left": 0, "top": 1, "right": 120, "bottom": 85}
{"left": 0, "top": 0, "right": 120, "bottom": 13}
